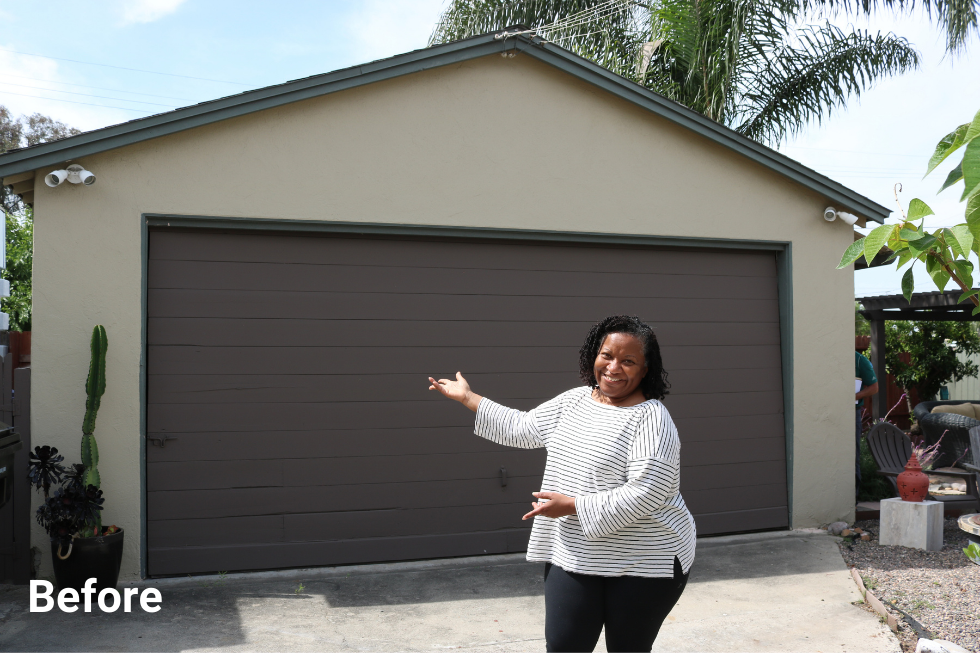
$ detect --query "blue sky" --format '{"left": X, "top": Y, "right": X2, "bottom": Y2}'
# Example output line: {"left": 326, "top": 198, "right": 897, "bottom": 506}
{"left": 1, "top": 0, "right": 978, "bottom": 299}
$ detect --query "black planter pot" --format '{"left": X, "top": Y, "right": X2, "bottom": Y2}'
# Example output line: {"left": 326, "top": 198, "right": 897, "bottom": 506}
{"left": 50, "top": 529, "right": 124, "bottom": 591}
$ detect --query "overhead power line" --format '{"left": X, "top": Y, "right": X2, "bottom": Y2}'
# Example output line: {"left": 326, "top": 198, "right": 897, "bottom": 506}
{"left": 0, "top": 81, "right": 179, "bottom": 107}
{"left": 0, "top": 90, "right": 157, "bottom": 113}
{"left": 0, "top": 46, "right": 255, "bottom": 86}
{"left": 0, "top": 73, "right": 196, "bottom": 102}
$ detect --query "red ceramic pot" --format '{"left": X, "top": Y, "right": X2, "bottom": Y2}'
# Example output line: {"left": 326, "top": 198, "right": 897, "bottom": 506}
{"left": 897, "top": 452, "right": 930, "bottom": 502}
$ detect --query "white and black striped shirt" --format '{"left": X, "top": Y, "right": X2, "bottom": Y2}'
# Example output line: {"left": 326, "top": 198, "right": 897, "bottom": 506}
{"left": 475, "top": 386, "right": 696, "bottom": 578}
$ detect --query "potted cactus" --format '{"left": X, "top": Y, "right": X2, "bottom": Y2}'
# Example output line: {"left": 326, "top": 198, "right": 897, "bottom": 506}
{"left": 27, "top": 325, "right": 124, "bottom": 591}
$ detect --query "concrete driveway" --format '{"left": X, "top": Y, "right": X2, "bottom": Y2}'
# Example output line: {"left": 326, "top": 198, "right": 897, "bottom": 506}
{"left": 0, "top": 531, "right": 900, "bottom": 652}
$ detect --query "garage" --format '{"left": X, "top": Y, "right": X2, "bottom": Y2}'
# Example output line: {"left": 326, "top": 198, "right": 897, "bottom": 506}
{"left": 0, "top": 29, "right": 882, "bottom": 581}
{"left": 145, "top": 227, "right": 786, "bottom": 576}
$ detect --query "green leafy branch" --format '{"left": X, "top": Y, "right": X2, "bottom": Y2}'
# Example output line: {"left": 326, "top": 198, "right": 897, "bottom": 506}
{"left": 839, "top": 109, "right": 980, "bottom": 310}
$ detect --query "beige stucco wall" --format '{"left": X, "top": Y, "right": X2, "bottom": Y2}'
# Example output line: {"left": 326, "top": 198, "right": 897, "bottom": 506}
{"left": 26, "top": 53, "right": 856, "bottom": 579}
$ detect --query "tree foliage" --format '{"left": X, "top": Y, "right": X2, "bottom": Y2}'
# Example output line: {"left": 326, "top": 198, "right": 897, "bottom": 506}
{"left": 884, "top": 320, "right": 980, "bottom": 400}
{"left": 840, "top": 109, "right": 980, "bottom": 310}
{"left": 1, "top": 105, "right": 80, "bottom": 331}
{"left": 1, "top": 105, "right": 81, "bottom": 214}
{"left": 3, "top": 208, "right": 32, "bottom": 332}
{"left": 431, "top": 0, "right": 920, "bottom": 145}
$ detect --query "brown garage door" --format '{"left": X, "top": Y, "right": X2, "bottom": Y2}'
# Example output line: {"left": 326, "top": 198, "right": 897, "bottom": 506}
{"left": 146, "top": 229, "right": 787, "bottom": 576}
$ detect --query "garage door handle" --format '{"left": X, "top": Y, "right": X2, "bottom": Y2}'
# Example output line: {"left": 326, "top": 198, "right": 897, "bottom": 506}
{"left": 148, "top": 434, "right": 178, "bottom": 448}
{"left": 500, "top": 467, "right": 508, "bottom": 487}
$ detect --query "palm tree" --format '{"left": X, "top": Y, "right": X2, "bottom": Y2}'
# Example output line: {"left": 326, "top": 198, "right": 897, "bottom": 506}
{"left": 430, "top": 0, "right": 924, "bottom": 145}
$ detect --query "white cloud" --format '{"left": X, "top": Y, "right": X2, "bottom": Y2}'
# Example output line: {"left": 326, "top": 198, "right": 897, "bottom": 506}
{"left": 120, "top": 0, "right": 188, "bottom": 26}
{"left": 0, "top": 46, "right": 140, "bottom": 135}
{"left": 344, "top": 0, "right": 450, "bottom": 63}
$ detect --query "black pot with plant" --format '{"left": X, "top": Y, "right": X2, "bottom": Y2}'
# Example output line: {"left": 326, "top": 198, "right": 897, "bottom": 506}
{"left": 27, "top": 326, "right": 123, "bottom": 591}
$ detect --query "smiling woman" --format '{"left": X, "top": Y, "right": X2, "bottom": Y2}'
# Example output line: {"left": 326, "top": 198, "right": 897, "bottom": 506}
{"left": 427, "top": 315, "right": 696, "bottom": 653}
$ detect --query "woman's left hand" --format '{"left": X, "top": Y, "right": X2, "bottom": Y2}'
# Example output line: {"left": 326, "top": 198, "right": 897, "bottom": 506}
{"left": 522, "top": 491, "right": 576, "bottom": 520}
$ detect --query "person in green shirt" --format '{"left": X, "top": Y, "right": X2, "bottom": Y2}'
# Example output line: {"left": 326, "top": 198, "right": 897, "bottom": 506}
{"left": 855, "top": 351, "right": 879, "bottom": 498}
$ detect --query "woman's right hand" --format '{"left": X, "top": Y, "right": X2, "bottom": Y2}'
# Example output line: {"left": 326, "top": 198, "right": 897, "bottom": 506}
{"left": 428, "top": 372, "right": 482, "bottom": 412}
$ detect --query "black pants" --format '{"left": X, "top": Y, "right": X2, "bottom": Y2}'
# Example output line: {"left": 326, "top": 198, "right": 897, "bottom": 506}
{"left": 544, "top": 557, "right": 689, "bottom": 652}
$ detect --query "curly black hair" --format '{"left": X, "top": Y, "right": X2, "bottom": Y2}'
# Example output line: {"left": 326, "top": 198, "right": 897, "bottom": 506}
{"left": 578, "top": 315, "right": 670, "bottom": 401}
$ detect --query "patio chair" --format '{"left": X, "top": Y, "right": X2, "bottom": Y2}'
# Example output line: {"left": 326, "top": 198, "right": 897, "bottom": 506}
{"left": 866, "top": 422, "right": 979, "bottom": 513}
{"left": 913, "top": 400, "right": 979, "bottom": 468}
{"left": 966, "top": 426, "right": 980, "bottom": 479}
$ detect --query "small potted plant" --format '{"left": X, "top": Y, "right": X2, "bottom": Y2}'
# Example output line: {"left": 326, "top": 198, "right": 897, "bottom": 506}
{"left": 27, "top": 325, "right": 124, "bottom": 591}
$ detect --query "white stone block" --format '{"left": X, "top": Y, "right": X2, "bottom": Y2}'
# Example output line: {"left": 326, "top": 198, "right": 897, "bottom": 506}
{"left": 879, "top": 498, "right": 943, "bottom": 551}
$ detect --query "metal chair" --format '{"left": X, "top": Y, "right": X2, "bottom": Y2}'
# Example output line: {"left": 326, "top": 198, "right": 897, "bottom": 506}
{"left": 866, "top": 422, "right": 979, "bottom": 513}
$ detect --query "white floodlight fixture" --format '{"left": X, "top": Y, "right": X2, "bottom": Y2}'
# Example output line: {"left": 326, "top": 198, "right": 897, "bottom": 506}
{"left": 66, "top": 164, "right": 96, "bottom": 186}
{"left": 45, "top": 169, "right": 68, "bottom": 187}
{"left": 823, "top": 207, "right": 859, "bottom": 226}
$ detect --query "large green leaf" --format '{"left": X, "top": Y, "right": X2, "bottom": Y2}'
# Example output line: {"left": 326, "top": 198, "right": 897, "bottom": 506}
{"left": 899, "top": 228, "right": 920, "bottom": 240}
{"left": 895, "top": 247, "right": 916, "bottom": 269}
{"left": 863, "top": 224, "right": 896, "bottom": 263}
{"left": 908, "top": 233, "right": 938, "bottom": 257}
{"left": 940, "top": 161, "right": 964, "bottom": 193}
{"left": 908, "top": 199, "right": 935, "bottom": 221}
{"left": 954, "top": 259, "right": 975, "bottom": 288}
{"left": 927, "top": 123, "right": 969, "bottom": 176}
{"left": 950, "top": 224, "right": 975, "bottom": 258}
{"left": 838, "top": 239, "right": 866, "bottom": 268}
{"left": 965, "top": 108, "right": 980, "bottom": 145}
{"left": 902, "top": 267, "right": 914, "bottom": 302}
{"left": 961, "top": 139, "right": 980, "bottom": 201}
{"left": 929, "top": 263, "right": 951, "bottom": 292}
{"left": 966, "top": 194, "right": 980, "bottom": 245}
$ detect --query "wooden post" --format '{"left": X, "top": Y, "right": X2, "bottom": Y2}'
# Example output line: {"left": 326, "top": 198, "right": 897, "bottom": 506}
{"left": 869, "top": 318, "right": 888, "bottom": 420}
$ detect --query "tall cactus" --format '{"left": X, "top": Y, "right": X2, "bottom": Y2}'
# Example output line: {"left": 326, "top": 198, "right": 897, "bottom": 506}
{"left": 80, "top": 325, "right": 107, "bottom": 536}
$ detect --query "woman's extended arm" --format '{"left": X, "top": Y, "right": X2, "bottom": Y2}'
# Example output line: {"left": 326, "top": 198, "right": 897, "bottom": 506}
{"left": 428, "top": 372, "right": 551, "bottom": 449}
{"left": 428, "top": 372, "right": 482, "bottom": 412}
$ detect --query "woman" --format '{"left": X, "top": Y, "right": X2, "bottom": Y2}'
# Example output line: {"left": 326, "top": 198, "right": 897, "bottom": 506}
{"left": 428, "top": 315, "right": 696, "bottom": 653}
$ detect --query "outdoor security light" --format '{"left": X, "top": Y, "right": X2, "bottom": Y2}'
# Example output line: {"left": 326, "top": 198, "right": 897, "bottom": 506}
{"left": 823, "top": 207, "right": 858, "bottom": 226}
{"left": 44, "top": 164, "right": 96, "bottom": 187}
{"left": 44, "top": 169, "right": 68, "bottom": 187}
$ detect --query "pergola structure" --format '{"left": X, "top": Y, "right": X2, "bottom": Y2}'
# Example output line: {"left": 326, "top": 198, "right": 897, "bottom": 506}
{"left": 857, "top": 290, "right": 980, "bottom": 419}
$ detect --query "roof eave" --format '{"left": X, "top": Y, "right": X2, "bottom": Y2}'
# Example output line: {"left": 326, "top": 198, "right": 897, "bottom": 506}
{"left": 0, "top": 31, "right": 888, "bottom": 223}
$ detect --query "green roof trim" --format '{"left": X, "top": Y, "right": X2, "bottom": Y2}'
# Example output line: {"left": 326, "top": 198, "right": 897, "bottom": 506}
{"left": 0, "top": 31, "right": 888, "bottom": 222}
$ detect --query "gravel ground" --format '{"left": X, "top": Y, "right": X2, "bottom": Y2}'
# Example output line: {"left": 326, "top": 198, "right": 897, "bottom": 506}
{"left": 838, "top": 518, "right": 979, "bottom": 653}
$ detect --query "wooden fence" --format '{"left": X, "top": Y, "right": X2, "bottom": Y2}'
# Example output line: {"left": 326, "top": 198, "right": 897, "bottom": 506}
{"left": 0, "top": 357, "right": 31, "bottom": 584}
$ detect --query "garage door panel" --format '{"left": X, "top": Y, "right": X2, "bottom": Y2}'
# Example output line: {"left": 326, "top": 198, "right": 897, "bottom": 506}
{"left": 146, "top": 229, "right": 787, "bottom": 575}
{"left": 145, "top": 427, "right": 513, "bottom": 462}
{"left": 148, "top": 504, "right": 530, "bottom": 549}
{"left": 148, "top": 318, "right": 781, "bottom": 349}
{"left": 151, "top": 231, "right": 777, "bottom": 278}
{"left": 683, "top": 483, "right": 788, "bottom": 515}
{"left": 663, "top": 391, "right": 783, "bottom": 418}
{"left": 148, "top": 476, "right": 546, "bottom": 520}
{"left": 148, "top": 390, "right": 782, "bottom": 433}
{"left": 148, "top": 514, "right": 285, "bottom": 547}
{"left": 692, "top": 507, "right": 788, "bottom": 535}
{"left": 148, "top": 259, "right": 778, "bottom": 301}
{"left": 148, "top": 450, "right": 548, "bottom": 491}
{"left": 146, "top": 344, "right": 779, "bottom": 376}
{"left": 671, "top": 413, "right": 785, "bottom": 442}
{"left": 681, "top": 461, "right": 786, "bottom": 491}
{"left": 681, "top": 436, "right": 785, "bottom": 466}
{"left": 147, "top": 529, "right": 532, "bottom": 577}
{"left": 148, "top": 372, "right": 580, "bottom": 404}
{"left": 147, "top": 288, "right": 780, "bottom": 323}
{"left": 283, "top": 503, "right": 531, "bottom": 542}
{"left": 147, "top": 368, "right": 781, "bottom": 405}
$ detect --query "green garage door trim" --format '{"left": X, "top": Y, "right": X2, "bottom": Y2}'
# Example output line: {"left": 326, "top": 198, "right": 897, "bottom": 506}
{"left": 138, "top": 214, "right": 794, "bottom": 578}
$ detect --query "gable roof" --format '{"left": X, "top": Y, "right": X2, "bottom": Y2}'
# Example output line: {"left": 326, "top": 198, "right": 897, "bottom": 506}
{"left": 0, "top": 30, "right": 888, "bottom": 222}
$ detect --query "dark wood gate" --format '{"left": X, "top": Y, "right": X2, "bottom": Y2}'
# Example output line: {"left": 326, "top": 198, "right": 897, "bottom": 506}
{"left": 146, "top": 229, "right": 787, "bottom": 576}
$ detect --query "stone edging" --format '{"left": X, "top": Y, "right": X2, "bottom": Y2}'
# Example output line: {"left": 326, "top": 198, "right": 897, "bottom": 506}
{"left": 849, "top": 567, "right": 899, "bottom": 633}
